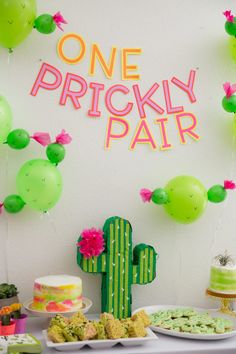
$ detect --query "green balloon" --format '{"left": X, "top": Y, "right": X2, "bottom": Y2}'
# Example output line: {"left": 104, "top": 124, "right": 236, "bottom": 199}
{"left": 0, "top": 0, "right": 36, "bottom": 49}
{"left": 164, "top": 176, "right": 208, "bottom": 224}
{"left": 151, "top": 188, "right": 168, "bottom": 205}
{"left": 7, "top": 129, "right": 30, "bottom": 149}
{"left": 208, "top": 185, "right": 226, "bottom": 203}
{"left": 34, "top": 14, "right": 56, "bottom": 34}
{"left": 229, "top": 37, "right": 236, "bottom": 63}
{"left": 16, "top": 159, "right": 63, "bottom": 212}
{"left": 46, "top": 143, "right": 65, "bottom": 164}
{"left": 222, "top": 95, "right": 236, "bottom": 113}
{"left": 0, "top": 96, "right": 13, "bottom": 144}
{"left": 225, "top": 18, "right": 236, "bottom": 36}
{"left": 4, "top": 194, "right": 25, "bottom": 213}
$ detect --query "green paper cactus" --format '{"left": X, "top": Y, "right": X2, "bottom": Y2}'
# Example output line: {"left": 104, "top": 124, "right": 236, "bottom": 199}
{"left": 77, "top": 216, "right": 157, "bottom": 319}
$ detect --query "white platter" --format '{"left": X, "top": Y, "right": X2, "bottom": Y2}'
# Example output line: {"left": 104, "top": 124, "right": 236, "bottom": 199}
{"left": 43, "top": 326, "right": 158, "bottom": 351}
{"left": 23, "top": 297, "right": 92, "bottom": 318}
{"left": 133, "top": 305, "right": 236, "bottom": 341}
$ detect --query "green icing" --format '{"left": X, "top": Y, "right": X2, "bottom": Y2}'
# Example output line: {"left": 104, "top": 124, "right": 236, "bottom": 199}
{"left": 210, "top": 267, "right": 236, "bottom": 291}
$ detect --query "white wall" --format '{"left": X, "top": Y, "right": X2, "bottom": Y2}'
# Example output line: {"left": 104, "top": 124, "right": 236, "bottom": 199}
{"left": 0, "top": 0, "right": 236, "bottom": 313}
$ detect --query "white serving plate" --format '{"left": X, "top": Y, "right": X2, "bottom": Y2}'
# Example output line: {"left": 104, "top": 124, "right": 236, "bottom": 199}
{"left": 133, "top": 305, "right": 236, "bottom": 341}
{"left": 43, "top": 326, "right": 158, "bottom": 351}
{"left": 23, "top": 297, "right": 92, "bottom": 318}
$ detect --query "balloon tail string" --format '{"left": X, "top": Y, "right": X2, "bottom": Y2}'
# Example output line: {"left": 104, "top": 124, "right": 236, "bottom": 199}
{"left": 173, "top": 225, "right": 183, "bottom": 306}
{"left": 176, "top": 233, "right": 183, "bottom": 306}
{"left": 4, "top": 214, "right": 9, "bottom": 283}
{"left": 43, "top": 211, "right": 58, "bottom": 237}
{"left": 7, "top": 51, "right": 11, "bottom": 98}
{"left": 4, "top": 148, "right": 9, "bottom": 283}
{"left": 210, "top": 131, "right": 236, "bottom": 255}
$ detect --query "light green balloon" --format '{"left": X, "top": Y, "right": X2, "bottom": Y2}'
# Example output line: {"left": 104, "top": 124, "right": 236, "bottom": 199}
{"left": 0, "top": 0, "right": 37, "bottom": 49}
{"left": 16, "top": 159, "right": 63, "bottom": 212}
{"left": 0, "top": 96, "right": 13, "bottom": 144}
{"left": 164, "top": 176, "right": 208, "bottom": 224}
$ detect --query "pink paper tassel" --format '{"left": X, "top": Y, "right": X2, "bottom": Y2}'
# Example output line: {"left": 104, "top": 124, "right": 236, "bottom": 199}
{"left": 140, "top": 188, "right": 153, "bottom": 203}
{"left": 224, "top": 180, "right": 236, "bottom": 190}
{"left": 55, "top": 130, "right": 72, "bottom": 145}
{"left": 223, "top": 10, "right": 234, "bottom": 23}
{"left": 53, "top": 11, "right": 68, "bottom": 31}
{"left": 77, "top": 228, "right": 105, "bottom": 259}
{"left": 223, "top": 82, "right": 236, "bottom": 98}
{"left": 0, "top": 203, "right": 4, "bottom": 215}
{"left": 31, "top": 132, "right": 51, "bottom": 146}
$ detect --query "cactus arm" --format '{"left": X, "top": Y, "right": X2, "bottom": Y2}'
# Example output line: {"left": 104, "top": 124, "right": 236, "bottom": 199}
{"left": 79, "top": 254, "right": 106, "bottom": 273}
{"left": 77, "top": 235, "right": 106, "bottom": 273}
{"left": 133, "top": 244, "right": 157, "bottom": 284}
{"left": 132, "top": 265, "right": 138, "bottom": 284}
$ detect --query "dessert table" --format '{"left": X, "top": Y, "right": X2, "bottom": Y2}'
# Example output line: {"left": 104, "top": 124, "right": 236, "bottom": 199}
{"left": 27, "top": 317, "right": 236, "bottom": 354}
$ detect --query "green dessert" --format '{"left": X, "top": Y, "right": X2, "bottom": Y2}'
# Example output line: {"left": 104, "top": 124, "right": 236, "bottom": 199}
{"left": 0, "top": 334, "right": 42, "bottom": 353}
{"left": 150, "top": 308, "right": 234, "bottom": 335}
{"left": 210, "top": 251, "right": 236, "bottom": 293}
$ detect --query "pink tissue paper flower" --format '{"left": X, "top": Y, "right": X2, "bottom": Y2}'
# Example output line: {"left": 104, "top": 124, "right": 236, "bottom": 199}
{"left": 223, "top": 10, "right": 234, "bottom": 23}
{"left": 31, "top": 132, "right": 51, "bottom": 146}
{"left": 140, "top": 188, "right": 153, "bottom": 202}
{"left": 77, "top": 228, "right": 105, "bottom": 258}
{"left": 0, "top": 203, "right": 4, "bottom": 215}
{"left": 223, "top": 82, "right": 236, "bottom": 98}
{"left": 55, "top": 129, "right": 72, "bottom": 145}
{"left": 224, "top": 180, "right": 236, "bottom": 190}
{"left": 53, "top": 11, "right": 68, "bottom": 31}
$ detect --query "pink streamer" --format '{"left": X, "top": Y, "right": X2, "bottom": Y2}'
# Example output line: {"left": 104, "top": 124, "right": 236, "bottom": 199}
{"left": 223, "top": 10, "right": 234, "bottom": 23}
{"left": 140, "top": 188, "right": 153, "bottom": 203}
{"left": 53, "top": 11, "right": 68, "bottom": 31}
{"left": 224, "top": 180, "right": 236, "bottom": 190}
{"left": 223, "top": 82, "right": 236, "bottom": 98}
{"left": 0, "top": 203, "right": 4, "bottom": 215}
{"left": 31, "top": 132, "right": 51, "bottom": 146}
{"left": 55, "top": 130, "right": 72, "bottom": 145}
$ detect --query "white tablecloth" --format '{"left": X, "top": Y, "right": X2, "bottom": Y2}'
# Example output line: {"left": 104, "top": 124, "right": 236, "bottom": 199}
{"left": 28, "top": 317, "right": 236, "bottom": 354}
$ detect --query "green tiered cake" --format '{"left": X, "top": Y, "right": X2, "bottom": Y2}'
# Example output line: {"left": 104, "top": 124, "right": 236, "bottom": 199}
{"left": 210, "top": 251, "right": 236, "bottom": 294}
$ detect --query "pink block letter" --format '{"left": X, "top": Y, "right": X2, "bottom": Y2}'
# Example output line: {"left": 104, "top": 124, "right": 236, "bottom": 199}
{"left": 171, "top": 70, "right": 196, "bottom": 103}
{"left": 88, "top": 82, "right": 105, "bottom": 117}
{"left": 176, "top": 112, "right": 200, "bottom": 143}
{"left": 162, "top": 80, "right": 184, "bottom": 114}
{"left": 155, "top": 118, "right": 172, "bottom": 149}
{"left": 60, "top": 73, "right": 87, "bottom": 109}
{"left": 30, "top": 62, "right": 62, "bottom": 96}
{"left": 105, "top": 116, "right": 129, "bottom": 149}
{"left": 130, "top": 120, "right": 157, "bottom": 150}
{"left": 133, "top": 83, "right": 164, "bottom": 119}
{"left": 105, "top": 84, "right": 133, "bottom": 117}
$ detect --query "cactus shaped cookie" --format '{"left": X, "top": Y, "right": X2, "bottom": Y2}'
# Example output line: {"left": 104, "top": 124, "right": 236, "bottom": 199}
{"left": 77, "top": 216, "right": 157, "bottom": 319}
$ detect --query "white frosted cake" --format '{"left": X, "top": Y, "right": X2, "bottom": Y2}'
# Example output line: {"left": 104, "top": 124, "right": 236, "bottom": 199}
{"left": 210, "top": 252, "right": 236, "bottom": 294}
{"left": 31, "top": 275, "right": 82, "bottom": 312}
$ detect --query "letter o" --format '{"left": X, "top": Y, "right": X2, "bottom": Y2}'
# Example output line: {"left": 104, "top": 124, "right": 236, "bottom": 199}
{"left": 57, "top": 33, "right": 86, "bottom": 65}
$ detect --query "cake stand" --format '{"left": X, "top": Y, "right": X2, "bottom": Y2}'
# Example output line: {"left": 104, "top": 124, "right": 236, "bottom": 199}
{"left": 23, "top": 297, "right": 93, "bottom": 318}
{"left": 206, "top": 288, "right": 236, "bottom": 317}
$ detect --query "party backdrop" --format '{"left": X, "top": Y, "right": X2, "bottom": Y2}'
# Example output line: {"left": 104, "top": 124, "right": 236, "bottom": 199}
{"left": 0, "top": 0, "right": 236, "bottom": 312}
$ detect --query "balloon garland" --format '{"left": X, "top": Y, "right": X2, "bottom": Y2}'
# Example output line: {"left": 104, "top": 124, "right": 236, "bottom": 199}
{"left": 140, "top": 176, "right": 236, "bottom": 224}
{"left": 223, "top": 10, "right": 236, "bottom": 37}
{"left": 0, "top": 0, "right": 67, "bottom": 52}
{"left": 222, "top": 82, "right": 236, "bottom": 113}
{"left": 0, "top": 96, "right": 72, "bottom": 215}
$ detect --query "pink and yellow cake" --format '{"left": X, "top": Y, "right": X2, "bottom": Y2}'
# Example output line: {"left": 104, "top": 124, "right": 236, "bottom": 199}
{"left": 31, "top": 275, "right": 82, "bottom": 312}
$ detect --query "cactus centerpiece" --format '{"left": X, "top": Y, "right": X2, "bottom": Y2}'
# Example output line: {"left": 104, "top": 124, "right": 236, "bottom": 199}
{"left": 77, "top": 216, "right": 157, "bottom": 319}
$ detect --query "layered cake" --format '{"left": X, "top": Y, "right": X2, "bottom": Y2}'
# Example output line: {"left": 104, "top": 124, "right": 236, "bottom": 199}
{"left": 31, "top": 275, "right": 82, "bottom": 312}
{"left": 210, "top": 252, "right": 236, "bottom": 294}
